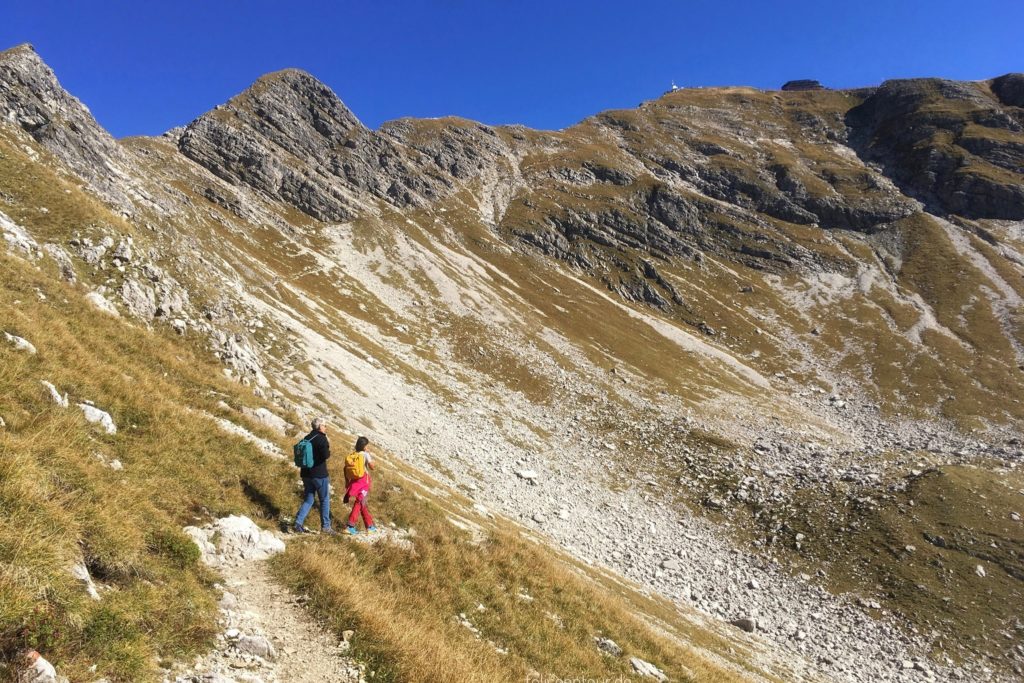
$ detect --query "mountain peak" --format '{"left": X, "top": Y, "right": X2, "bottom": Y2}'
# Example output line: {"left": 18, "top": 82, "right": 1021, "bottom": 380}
{"left": 0, "top": 42, "right": 130, "bottom": 206}
{"left": 225, "top": 66, "right": 364, "bottom": 132}
{"left": 0, "top": 42, "right": 39, "bottom": 59}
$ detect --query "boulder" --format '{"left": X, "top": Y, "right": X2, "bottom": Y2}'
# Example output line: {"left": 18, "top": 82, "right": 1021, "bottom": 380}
{"left": 236, "top": 634, "right": 276, "bottom": 660}
{"left": 18, "top": 650, "right": 57, "bottom": 683}
{"left": 594, "top": 636, "right": 622, "bottom": 657}
{"left": 84, "top": 291, "right": 119, "bottom": 317}
{"left": 1, "top": 210, "right": 39, "bottom": 256}
{"left": 242, "top": 406, "right": 289, "bottom": 434}
{"left": 629, "top": 657, "right": 668, "bottom": 681}
{"left": 4, "top": 332, "right": 36, "bottom": 354}
{"left": 730, "top": 616, "right": 758, "bottom": 633}
{"left": 184, "top": 515, "right": 285, "bottom": 567}
{"left": 77, "top": 403, "right": 117, "bottom": 434}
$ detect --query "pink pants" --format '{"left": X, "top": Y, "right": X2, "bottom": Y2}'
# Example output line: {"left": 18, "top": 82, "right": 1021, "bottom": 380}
{"left": 346, "top": 477, "right": 374, "bottom": 528}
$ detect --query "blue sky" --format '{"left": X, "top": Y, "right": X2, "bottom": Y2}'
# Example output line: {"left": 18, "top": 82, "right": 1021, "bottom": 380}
{"left": 3, "top": 1, "right": 1022, "bottom": 137}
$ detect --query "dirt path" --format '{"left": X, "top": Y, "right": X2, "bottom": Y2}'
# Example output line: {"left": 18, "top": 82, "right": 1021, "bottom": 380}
{"left": 169, "top": 520, "right": 362, "bottom": 683}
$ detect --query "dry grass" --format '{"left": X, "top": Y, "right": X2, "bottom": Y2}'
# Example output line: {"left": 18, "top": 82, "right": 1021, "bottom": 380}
{"left": 273, "top": 460, "right": 759, "bottom": 683}
{"left": 0, "top": 252, "right": 299, "bottom": 681}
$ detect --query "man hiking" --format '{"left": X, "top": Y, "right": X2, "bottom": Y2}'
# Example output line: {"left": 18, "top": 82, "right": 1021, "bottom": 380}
{"left": 343, "top": 436, "right": 377, "bottom": 535}
{"left": 293, "top": 417, "right": 334, "bottom": 534}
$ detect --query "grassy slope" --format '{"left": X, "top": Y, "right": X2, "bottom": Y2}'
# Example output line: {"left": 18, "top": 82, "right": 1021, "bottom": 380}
{"left": 0, "top": 255, "right": 774, "bottom": 683}
{"left": 274, "top": 458, "right": 786, "bottom": 683}
{"left": 0, "top": 251, "right": 299, "bottom": 680}
{"left": 0, "top": 150, "right": 776, "bottom": 681}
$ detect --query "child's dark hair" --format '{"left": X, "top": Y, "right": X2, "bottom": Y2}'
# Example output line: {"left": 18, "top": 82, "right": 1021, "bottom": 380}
{"left": 355, "top": 436, "right": 369, "bottom": 452}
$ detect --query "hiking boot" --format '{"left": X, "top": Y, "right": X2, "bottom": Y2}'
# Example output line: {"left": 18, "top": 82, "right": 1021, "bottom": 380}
{"left": 293, "top": 525, "right": 311, "bottom": 534}
{"left": 345, "top": 526, "right": 359, "bottom": 535}
{"left": 322, "top": 528, "right": 337, "bottom": 536}
{"left": 366, "top": 526, "right": 378, "bottom": 533}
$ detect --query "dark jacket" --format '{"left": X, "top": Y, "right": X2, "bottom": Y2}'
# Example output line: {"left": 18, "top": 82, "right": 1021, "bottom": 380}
{"left": 299, "top": 430, "right": 330, "bottom": 479}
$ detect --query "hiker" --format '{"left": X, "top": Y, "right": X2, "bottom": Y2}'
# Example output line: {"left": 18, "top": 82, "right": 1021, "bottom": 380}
{"left": 343, "top": 436, "right": 377, "bottom": 535}
{"left": 293, "top": 417, "right": 334, "bottom": 534}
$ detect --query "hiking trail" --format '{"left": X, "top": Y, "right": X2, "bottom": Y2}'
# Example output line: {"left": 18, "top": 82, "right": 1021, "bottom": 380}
{"left": 168, "top": 517, "right": 363, "bottom": 683}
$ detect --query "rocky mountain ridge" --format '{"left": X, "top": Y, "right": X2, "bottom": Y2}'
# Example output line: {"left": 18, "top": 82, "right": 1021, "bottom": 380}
{"left": 2, "top": 42, "right": 1023, "bottom": 682}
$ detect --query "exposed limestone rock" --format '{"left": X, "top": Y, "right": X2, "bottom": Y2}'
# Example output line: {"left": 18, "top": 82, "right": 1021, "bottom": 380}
{"left": 70, "top": 561, "right": 101, "bottom": 601}
{"left": 4, "top": 331, "right": 36, "bottom": 354}
{"left": 1, "top": 209, "right": 38, "bottom": 256}
{"left": 0, "top": 44, "right": 132, "bottom": 207}
{"left": 84, "top": 291, "right": 119, "bottom": 317}
{"left": 77, "top": 403, "right": 117, "bottom": 434}
{"left": 18, "top": 650, "right": 59, "bottom": 683}
{"left": 630, "top": 657, "right": 668, "bottom": 681}
{"left": 213, "top": 332, "right": 268, "bottom": 387}
{"left": 40, "top": 380, "right": 67, "bottom": 408}
{"left": 847, "top": 76, "right": 1024, "bottom": 219}
{"left": 241, "top": 406, "right": 289, "bottom": 434}
{"left": 183, "top": 515, "right": 285, "bottom": 568}
{"left": 991, "top": 73, "right": 1024, "bottom": 107}
{"left": 119, "top": 278, "right": 157, "bottom": 318}
{"left": 41, "top": 243, "right": 76, "bottom": 281}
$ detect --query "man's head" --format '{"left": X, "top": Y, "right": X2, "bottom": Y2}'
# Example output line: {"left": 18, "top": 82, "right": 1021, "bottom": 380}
{"left": 311, "top": 416, "right": 328, "bottom": 433}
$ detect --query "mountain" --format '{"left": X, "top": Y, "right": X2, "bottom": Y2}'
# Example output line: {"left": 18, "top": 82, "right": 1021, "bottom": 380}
{"left": 1, "top": 42, "right": 1022, "bottom": 682}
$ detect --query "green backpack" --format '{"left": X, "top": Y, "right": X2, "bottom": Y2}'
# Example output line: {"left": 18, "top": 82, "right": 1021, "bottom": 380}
{"left": 293, "top": 433, "right": 319, "bottom": 468}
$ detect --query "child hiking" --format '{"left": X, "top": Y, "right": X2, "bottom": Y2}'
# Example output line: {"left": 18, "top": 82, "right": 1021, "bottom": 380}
{"left": 343, "top": 436, "right": 377, "bottom": 535}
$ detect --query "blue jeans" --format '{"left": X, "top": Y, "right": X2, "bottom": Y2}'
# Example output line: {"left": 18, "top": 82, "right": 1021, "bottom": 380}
{"left": 295, "top": 476, "right": 331, "bottom": 530}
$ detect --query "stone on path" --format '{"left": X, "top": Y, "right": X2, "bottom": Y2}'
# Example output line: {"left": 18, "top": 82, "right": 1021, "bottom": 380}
{"left": 184, "top": 515, "right": 285, "bottom": 567}
{"left": 236, "top": 634, "right": 276, "bottom": 660}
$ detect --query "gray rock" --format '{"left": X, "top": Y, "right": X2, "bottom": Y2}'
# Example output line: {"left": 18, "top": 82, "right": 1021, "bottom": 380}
{"left": 40, "top": 381, "right": 68, "bottom": 408}
{"left": 19, "top": 650, "right": 57, "bottom": 683}
{"left": 594, "top": 636, "right": 622, "bottom": 657}
{"left": 0, "top": 45, "right": 134, "bottom": 208}
{"left": 242, "top": 407, "right": 289, "bottom": 435}
{"left": 236, "top": 634, "right": 276, "bottom": 660}
{"left": 70, "top": 561, "right": 101, "bottom": 601}
{"left": 4, "top": 331, "right": 36, "bottom": 354}
{"left": 77, "top": 403, "right": 117, "bottom": 434}
{"left": 84, "top": 291, "right": 119, "bottom": 317}
{"left": 730, "top": 616, "right": 758, "bottom": 633}
{"left": 629, "top": 656, "right": 668, "bottom": 681}
{"left": 184, "top": 516, "right": 285, "bottom": 567}
{"left": 1, "top": 209, "right": 39, "bottom": 256}
{"left": 42, "top": 243, "right": 76, "bottom": 281}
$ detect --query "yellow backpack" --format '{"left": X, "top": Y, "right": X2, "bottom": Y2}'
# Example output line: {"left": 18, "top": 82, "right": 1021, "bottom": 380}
{"left": 344, "top": 451, "right": 366, "bottom": 482}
